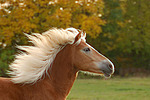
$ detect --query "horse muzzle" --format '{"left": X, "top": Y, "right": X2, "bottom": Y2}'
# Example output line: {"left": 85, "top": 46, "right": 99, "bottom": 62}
{"left": 97, "top": 60, "right": 115, "bottom": 78}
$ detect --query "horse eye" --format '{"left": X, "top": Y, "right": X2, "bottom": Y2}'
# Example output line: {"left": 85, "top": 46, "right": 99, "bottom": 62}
{"left": 83, "top": 47, "right": 91, "bottom": 52}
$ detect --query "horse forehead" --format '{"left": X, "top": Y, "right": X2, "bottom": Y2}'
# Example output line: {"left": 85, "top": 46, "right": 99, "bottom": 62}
{"left": 76, "top": 40, "right": 88, "bottom": 48}
{"left": 77, "top": 40, "right": 99, "bottom": 53}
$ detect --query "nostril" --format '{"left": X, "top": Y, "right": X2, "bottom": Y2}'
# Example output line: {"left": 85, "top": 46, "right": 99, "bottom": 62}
{"left": 108, "top": 64, "right": 113, "bottom": 70}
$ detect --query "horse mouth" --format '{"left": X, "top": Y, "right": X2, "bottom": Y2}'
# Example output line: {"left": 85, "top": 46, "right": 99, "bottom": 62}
{"left": 102, "top": 70, "right": 111, "bottom": 78}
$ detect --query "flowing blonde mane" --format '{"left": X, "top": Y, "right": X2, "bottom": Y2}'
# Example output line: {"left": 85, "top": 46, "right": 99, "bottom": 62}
{"left": 9, "top": 28, "right": 85, "bottom": 84}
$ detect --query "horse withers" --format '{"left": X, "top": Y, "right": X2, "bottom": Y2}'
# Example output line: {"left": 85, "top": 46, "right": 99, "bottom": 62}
{"left": 0, "top": 28, "right": 114, "bottom": 100}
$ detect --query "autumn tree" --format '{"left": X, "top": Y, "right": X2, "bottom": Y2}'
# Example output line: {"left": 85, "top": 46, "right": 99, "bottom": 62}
{"left": 0, "top": 0, "right": 105, "bottom": 76}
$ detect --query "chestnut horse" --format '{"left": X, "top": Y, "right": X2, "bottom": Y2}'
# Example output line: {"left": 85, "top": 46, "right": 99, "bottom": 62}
{"left": 0, "top": 28, "right": 114, "bottom": 100}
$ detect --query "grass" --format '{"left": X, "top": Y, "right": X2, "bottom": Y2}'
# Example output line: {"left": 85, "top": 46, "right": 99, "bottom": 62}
{"left": 67, "top": 77, "right": 150, "bottom": 100}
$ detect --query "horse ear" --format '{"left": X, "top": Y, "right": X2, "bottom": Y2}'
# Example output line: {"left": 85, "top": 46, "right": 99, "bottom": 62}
{"left": 83, "top": 31, "right": 86, "bottom": 38}
{"left": 73, "top": 31, "right": 82, "bottom": 44}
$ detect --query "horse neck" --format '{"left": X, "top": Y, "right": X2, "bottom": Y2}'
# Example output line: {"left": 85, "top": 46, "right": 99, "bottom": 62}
{"left": 43, "top": 44, "right": 78, "bottom": 99}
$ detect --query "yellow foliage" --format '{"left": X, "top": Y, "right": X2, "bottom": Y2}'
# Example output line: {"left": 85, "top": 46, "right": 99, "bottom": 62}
{"left": 0, "top": 0, "right": 105, "bottom": 46}
{"left": 82, "top": 16, "right": 104, "bottom": 38}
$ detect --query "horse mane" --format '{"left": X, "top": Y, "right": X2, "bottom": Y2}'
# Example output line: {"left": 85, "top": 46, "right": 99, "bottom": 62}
{"left": 9, "top": 28, "right": 85, "bottom": 84}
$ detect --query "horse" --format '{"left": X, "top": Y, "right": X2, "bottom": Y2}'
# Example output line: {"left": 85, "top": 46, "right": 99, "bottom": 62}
{"left": 0, "top": 28, "right": 115, "bottom": 100}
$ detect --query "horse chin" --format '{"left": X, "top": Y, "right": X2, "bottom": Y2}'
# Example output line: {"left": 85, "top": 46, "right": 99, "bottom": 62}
{"left": 93, "top": 70, "right": 112, "bottom": 78}
{"left": 81, "top": 69, "right": 112, "bottom": 78}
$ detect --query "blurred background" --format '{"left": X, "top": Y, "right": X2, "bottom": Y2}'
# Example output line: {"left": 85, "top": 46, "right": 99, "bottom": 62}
{"left": 0, "top": 0, "right": 150, "bottom": 99}
{"left": 0, "top": 0, "right": 150, "bottom": 77}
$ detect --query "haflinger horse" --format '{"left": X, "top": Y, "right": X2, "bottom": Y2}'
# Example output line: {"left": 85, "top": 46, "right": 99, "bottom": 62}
{"left": 0, "top": 28, "right": 114, "bottom": 100}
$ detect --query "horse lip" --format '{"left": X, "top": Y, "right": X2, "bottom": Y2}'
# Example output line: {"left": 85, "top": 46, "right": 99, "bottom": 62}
{"left": 102, "top": 70, "right": 111, "bottom": 78}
